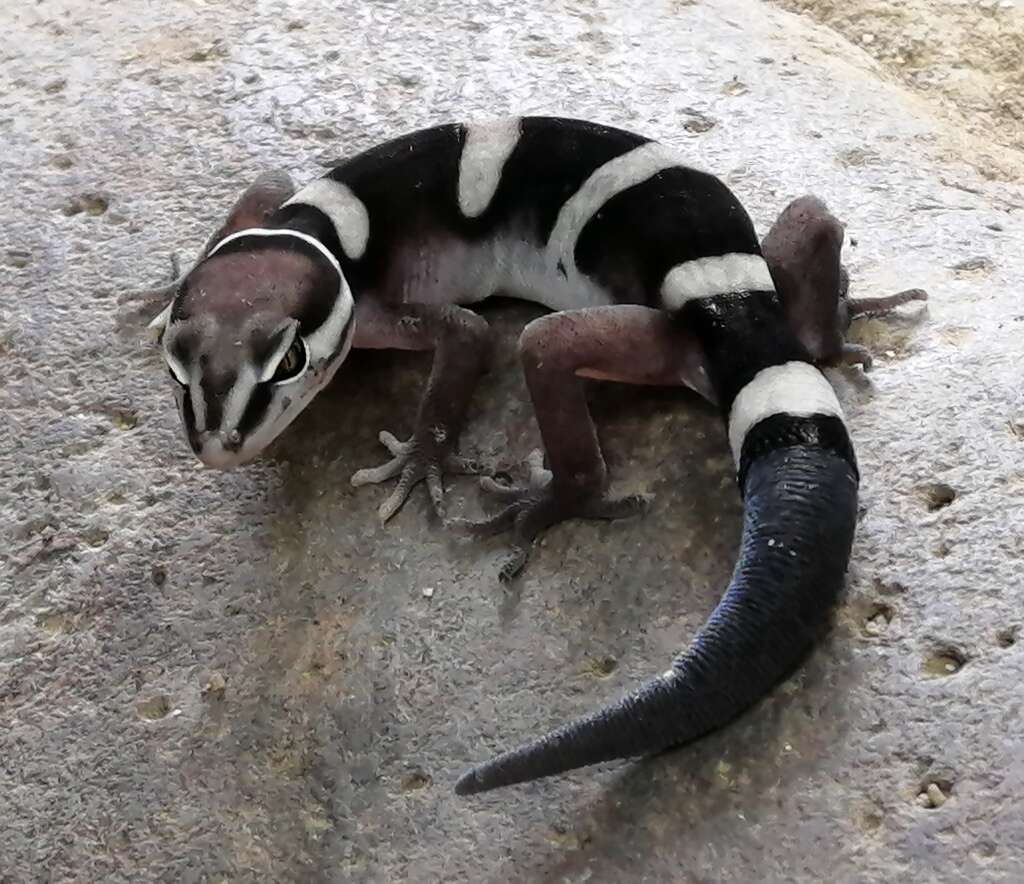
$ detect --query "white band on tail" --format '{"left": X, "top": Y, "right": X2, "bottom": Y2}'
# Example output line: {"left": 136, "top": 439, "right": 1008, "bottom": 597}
{"left": 727, "top": 361, "right": 845, "bottom": 464}
{"left": 661, "top": 253, "right": 776, "bottom": 309}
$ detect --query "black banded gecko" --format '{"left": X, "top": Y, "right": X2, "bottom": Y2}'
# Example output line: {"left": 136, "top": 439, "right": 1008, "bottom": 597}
{"left": 123, "top": 116, "right": 926, "bottom": 794}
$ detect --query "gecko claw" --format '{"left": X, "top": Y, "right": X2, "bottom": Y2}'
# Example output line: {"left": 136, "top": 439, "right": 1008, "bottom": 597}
{"left": 351, "top": 427, "right": 487, "bottom": 522}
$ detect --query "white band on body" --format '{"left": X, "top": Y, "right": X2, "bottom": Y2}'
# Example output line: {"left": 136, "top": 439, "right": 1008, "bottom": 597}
{"left": 546, "top": 140, "right": 686, "bottom": 279}
{"left": 458, "top": 117, "right": 522, "bottom": 218}
{"left": 727, "top": 361, "right": 845, "bottom": 464}
{"left": 282, "top": 179, "right": 370, "bottom": 261}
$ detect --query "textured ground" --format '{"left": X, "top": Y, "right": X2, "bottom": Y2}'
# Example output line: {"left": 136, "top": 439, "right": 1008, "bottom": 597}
{"left": 770, "top": 0, "right": 1024, "bottom": 179}
{"left": 2, "top": 0, "right": 1023, "bottom": 881}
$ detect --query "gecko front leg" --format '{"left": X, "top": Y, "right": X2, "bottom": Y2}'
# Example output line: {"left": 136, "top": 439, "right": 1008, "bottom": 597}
{"left": 455, "top": 304, "right": 713, "bottom": 581}
{"left": 349, "top": 299, "right": 492, "bottom": 522}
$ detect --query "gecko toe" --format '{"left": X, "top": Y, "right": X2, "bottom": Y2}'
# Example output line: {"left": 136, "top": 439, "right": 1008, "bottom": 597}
{"left": 378, "top": 429, "right": 410, "bottom": 456}
{"left": 447, "top": 503, "right": 520, "bottom": 538}
{"left": 426, "top": 465, "right": 446, "bottom": 518}
{"left": 378, "top": 469, "right": 417, "bottom": 523}
{"left": 351, "top": 455, "right": 405, "bottom": 487}
{"left": 478, "top": 476, "right": 533, "bottom": 502}
{"left": 353, "top": 427, "right": 484, "bottom": 523}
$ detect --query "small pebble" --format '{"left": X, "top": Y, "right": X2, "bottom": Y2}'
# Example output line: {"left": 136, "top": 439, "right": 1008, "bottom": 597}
{"left": 924, "top": 782, "right": 948, "bottom": 807}
{"left": 861, "top": 33, "right": 875, "bottom": 45}
{"left": 422, "top": 586, "right": 434, "bottom": 599}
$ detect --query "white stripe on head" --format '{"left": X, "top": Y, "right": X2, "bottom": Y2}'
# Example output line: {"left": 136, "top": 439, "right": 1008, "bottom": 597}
{"left": 282, "top": 179, "right": 370, "bottom": 261}
{"left": 189, "top": 368, "right": 208, "bottom": 432}
{"left": 207, "top": 227, "right": 344, "bottom": 278}
{"left": 205, "top": 226, "right": 354, "bottom": 362}
{"left": 222, "top": 364, "right": 259, "bottom": 432}
{"left": 546, "top": 141, "right": 686, "bottom": 279}
{"left": 661, "top": 253, "right": 776, "bottom": 309}
{"left": 458, "top": 117, "right": 522, "bottom": 218}
{"left": 727, "top": 361, "right": 845, "bottom": 464}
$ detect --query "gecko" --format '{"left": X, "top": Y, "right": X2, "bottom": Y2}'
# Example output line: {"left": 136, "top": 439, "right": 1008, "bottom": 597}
{"left": 122, "top": 116, "right": 926, "bottom": 793}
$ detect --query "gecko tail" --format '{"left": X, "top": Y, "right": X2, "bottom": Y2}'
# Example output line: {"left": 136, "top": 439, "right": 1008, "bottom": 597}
{"left": 455, "top": 444, "right": 858, "bottom": 796}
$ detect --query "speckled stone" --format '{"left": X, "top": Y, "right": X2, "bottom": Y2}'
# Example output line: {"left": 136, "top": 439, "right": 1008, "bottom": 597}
{"left": 1, "top": 1, "right": 1022, "bottom": 881}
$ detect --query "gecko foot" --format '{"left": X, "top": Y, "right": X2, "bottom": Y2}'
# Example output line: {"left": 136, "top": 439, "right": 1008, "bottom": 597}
{"left": 350, "top": 429, "right": 486, "bottom": 522}
{"left": 450, "top": 450, "right": 651, "bottom": 582}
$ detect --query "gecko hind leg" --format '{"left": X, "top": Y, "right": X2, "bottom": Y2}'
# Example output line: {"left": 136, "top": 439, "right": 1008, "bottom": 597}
{"left": 451, "top": 304, "right": 712, "bottom": 583}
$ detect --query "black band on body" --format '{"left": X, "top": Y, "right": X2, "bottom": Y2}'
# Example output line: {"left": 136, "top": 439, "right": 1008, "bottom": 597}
{"left": 680, "top": 290, "right": 812, "bottom": 413}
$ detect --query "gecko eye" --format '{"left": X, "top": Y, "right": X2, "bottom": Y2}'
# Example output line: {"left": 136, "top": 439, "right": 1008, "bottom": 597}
{"left": 270, "top": 338, "right": 308, "bottom": 384}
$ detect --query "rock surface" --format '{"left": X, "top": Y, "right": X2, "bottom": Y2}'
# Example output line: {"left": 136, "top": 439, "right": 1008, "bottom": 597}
{"left": 2, "top": 0, "right": 1022, "bottom": 881}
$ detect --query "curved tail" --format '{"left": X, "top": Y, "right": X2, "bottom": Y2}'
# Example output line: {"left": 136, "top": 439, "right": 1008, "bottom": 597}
{"left": 455, "top": 442, "right": 858, "bottom": 796}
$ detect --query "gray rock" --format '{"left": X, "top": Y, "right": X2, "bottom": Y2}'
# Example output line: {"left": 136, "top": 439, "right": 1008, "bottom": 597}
{"left": 1, "top": 0, "right": 1021, "bottom": 881}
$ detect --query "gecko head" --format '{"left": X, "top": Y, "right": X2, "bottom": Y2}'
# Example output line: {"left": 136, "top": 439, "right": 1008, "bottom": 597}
{"left": 149, "top": 232, "right": 355, "bottom": 469}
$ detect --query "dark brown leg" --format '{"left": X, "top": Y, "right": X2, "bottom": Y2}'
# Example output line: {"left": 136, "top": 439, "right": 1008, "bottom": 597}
{"left": 453, "top": 305, "right": 711, "bottom": 581}
{"left": 349, "top": 299, "right": 492, "bottom": 522}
